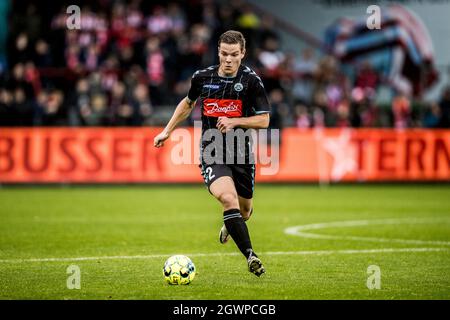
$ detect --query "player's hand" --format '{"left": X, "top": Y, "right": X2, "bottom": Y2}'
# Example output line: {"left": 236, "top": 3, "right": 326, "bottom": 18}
{"left": 216, "top": 117, "right": 236, "bottom": 133}
{"left": 154, "top": 131, "right": 170, "bottom": 148}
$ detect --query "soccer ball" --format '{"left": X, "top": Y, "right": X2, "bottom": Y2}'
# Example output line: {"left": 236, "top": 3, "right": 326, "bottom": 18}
{"left": 163, "top": 255, "right": 196, "bottom": 285}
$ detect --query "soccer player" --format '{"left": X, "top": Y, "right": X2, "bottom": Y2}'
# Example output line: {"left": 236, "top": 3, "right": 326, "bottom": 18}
{"left": 154, "top": 30, "right": 270, "bottom": 277}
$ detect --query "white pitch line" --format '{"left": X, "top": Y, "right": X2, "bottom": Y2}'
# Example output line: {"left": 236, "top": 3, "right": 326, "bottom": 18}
{"left": 0, "top": 247, "right": 448, "bottom": 264}
{"left": 0, "top": 252, "right": 237, "bottom": 264}
{"left": 285, "top": 218, "right": 450, "bottom": 246}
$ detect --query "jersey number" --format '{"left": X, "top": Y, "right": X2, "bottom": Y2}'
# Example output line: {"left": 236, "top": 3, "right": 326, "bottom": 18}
{"left": 205, "top": 167, "right": 215, "bottom": 182}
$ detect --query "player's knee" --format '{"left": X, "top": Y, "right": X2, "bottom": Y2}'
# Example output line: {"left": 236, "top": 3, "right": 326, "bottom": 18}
{"left": 218, "top": 192, "right": 239, "bottom": 209}
{"left": 241, "top": 206, "right": 253, "bottom": 221}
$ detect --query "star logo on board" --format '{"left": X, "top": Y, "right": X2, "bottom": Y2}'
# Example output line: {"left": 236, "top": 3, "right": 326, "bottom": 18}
{"left": 322, "top": 129, "right": 357, "bottom": 181}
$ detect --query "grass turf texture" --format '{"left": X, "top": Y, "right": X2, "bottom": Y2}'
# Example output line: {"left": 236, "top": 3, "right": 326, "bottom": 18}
{"left": 0, "top": 184, "right": 449, "bottom": 299}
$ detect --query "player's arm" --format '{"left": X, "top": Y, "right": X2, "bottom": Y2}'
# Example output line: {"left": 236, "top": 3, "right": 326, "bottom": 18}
{"left": 154, "top": 72, "right": 201, "bottom": 148}
{"left": 216, "top": 113, "right": 269, "bottom": 133}
{"left": 153, "top": 97, "right": 196, "bottom": 147}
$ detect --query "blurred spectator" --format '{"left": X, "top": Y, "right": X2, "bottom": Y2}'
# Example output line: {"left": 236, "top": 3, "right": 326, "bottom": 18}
{"left": 70, "top": 78, "right": 90, "bottom": 126}
{"left": 350, "top": 87, "right": 378, "bottom": 127}
{"left": 266, "top": 88, "right": 289, "bottom": 149}
{"left": 190, "top": 24, "right": 212, "bottom": 66}
{"left": 294, "top": 102, "right": 311, "bottom": 129}
{"left": 81, "top": 93, "right": 109, "bottom": 126}
{"left": 111, "top": 2, "right": 129, "bottom": 47}
{"left": 65, "top": 44, "right": 82, "bottom": 72}
{"left": 123, "top": 65, "right": 146, "bottom": 94}
{"left": 438, "top": 86, "right": 450, "bottom": 127}
{"left": 109, "top": 81, "right": 127, "bottom": 124}
{"left": 312, "top": 90, "right": 328, "bottom": 124}
{"left": 127, "top": 0, "right": 145, "bottom": 30}
{"left": 355, "top": 61, "right": 379, "bottom": 91}
{"left": 23, "top": 62, "right": 41, "bottom": 97}
{"left": 294, "top": 48, "right": 317, "bottom": 75}
{"left": 0, "top": 88, "right": 14, "bottom": 125}
{"left": 315, "top": 55, "right": 339, "bottom": 85}
{"left": 147, "top": 6, "right": 173, "bottom": 35}
{"left": 203, "top": 2, "right": 219, "bottom": 32}
{"left": 392, "top": 94, "right": 411, "bottom": 129}
{"left": 82, "top": 44, "right": 100, "bottom": 72}
{"left": 10, "top": 62, "right": 34, "bottom": 99}
{"left": 131, "top": 83, "right": 153, "bottom": 125}
{"left": 325, "top": 81, "right": 345, "bottom": 114}
{"left": 115, "top": 102, "right": 135, "bottom": 126}
{"left": 119, "top": 44, "right": 137, "bottom": 69}
{"left": 99, "top": 54, "right": 120, "bottom": 92}
{"left": 216, "top": 4, "right": 237, "bottom": 37}
{"left": 168, "top": 2, "right": 187, "bottom": 33}
{"left": 360, "top": 101, "right": 378, "bottom": 127}
{"left": 33, "top": 39, "right": 53, "bottom": 68}
{"left": 257, "top": 15, "right": 279, "bottom": 50}
{"left": 423, "top": 103, "right": 441, "bottom": 128}
{"left": 257, "top": 35, "right": 284, "bottom": 92}
{"left": 312, "top": 105, "right": 325, "bottom": 128}
{"left": 258, "top": 36, "right": 284, "bottom": 73}
{"left": 34, "top": 89, "right": 66, "bottom": 126}
{"left": 9, "top": 33, "right": 32, "bottom": 67}
{"left": 13, "top": 87, "right": 33, "bottom": 125}
{"left": 24, "top": 4, "right": 42, "bottom": 40}
{"left": 236, "top": 5, "right": 260, "bottom": 30}
{"left": 292, "top": 48, "right": 317, "bottom": 105}
{"left": 145, "top": 36, "right": 165, "bottom": 105}
{"left": 269, "top": 88, "right": 291, "bottom": 130}
{"left": 335, "top": 98, "right": 350, "bottom": 127}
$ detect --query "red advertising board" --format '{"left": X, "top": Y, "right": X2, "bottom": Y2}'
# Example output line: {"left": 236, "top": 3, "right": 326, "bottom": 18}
{"left": 0, "top": 128, "right": 449, "bottom": 183}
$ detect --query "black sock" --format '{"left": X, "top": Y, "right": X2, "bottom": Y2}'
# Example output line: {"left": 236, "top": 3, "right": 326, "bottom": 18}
{"left": 223, "top": 208, "right": 257, "bottom": 259}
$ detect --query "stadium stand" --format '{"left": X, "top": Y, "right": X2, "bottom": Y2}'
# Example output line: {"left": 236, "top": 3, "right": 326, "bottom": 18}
{"left": 0, "top": 0, "right": 449, "bottom": 129}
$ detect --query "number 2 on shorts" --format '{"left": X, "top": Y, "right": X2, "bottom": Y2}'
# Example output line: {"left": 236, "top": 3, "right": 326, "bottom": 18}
{"left": 205, "top": 167, "right": 215, "bottom": 182}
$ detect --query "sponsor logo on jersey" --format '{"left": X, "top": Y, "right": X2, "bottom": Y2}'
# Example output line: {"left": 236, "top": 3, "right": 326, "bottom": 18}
{"left": 203, "top": 99, "right": 243, "bottom": 117}
{"left": 203, "top": 84, "right": 221, "bottom": 89}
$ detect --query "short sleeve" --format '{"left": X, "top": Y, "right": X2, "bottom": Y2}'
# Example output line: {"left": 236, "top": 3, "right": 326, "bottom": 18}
{"left": 187, "top": 71, "right": 202, "bottom": 102}
{"left": 251, "top": 76, "right": 271, "bottom": 115}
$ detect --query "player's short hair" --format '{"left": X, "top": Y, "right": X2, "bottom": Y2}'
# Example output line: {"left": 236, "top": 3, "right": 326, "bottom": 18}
{"left": 218, "top": 30, "right": 246, "bottom": 51}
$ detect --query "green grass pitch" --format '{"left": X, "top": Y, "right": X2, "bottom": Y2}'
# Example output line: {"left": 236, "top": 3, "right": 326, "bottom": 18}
{"left": 0, "top": 184, "right": 449, "bottom": 300}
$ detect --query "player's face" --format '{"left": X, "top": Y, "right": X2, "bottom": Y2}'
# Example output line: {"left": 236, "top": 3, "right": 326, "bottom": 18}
{"left": 218, "top": 42, "right": 245, "bottom": 77}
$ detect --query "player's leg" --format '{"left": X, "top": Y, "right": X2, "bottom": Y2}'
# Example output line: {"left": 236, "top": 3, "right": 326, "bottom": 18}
{"left": 219, "top": 196, "right": 252, "bottom": 243}
{"left": 209, "top": 176, "right": 250, "bottom": 253}
{"left": 229, "top": 164, "right": 264, "bottom": 276}
{"left": 219, "top": 195, "right": 253, "bottom": 244}
{"left": 209, "top": 176, "right": 240, "bottom": 210}
{"left": 239, "top": 196, "right": 253, "bottom": 221}
{"left": 201, "top": 163, "right": 238, "bottom": 244}
{"left": 233, "top": 165, "right": 264, "bottom": 276}
{"left": 219, "top": 164, "right": 254, "bottom": 243}
{"left": 234, "top": 164, "right": 255, "bottom": 221}
{"left": 201, "top": 163, "right": 264, "bottom": 276}
{"left": 209, "top": 175, "right": 263, "bottom": 276}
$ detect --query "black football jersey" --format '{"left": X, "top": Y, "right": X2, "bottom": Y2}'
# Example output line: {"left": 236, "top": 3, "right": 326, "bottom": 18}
{"left": 187, "top": 64, "right": 270, "bottom": 165}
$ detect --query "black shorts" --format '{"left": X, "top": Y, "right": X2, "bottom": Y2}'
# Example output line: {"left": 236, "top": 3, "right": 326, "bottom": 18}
{"left": 199, "top": 163, "right": 255, "bottom": 199}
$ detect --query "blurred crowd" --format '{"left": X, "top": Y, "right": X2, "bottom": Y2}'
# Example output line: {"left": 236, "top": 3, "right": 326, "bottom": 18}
{"left": 0, "top": 0, "right": 449, "bottom": 129}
